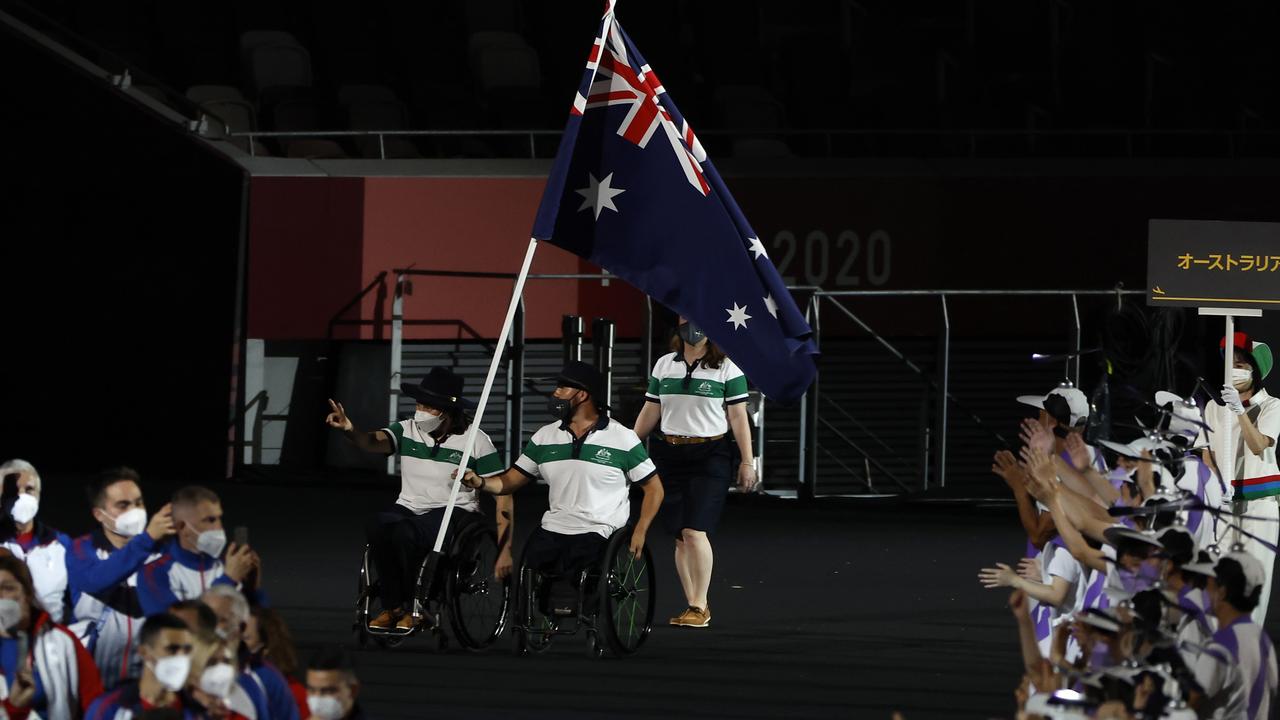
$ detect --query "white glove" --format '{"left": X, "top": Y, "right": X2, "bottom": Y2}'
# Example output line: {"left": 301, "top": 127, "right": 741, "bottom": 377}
{"left": 1221, "top": 385, "right": 1246, "bottom": 416}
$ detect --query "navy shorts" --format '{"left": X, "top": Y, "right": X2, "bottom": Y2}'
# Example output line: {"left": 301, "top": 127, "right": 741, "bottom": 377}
{"left": 652, "top": 436, "right": 731, "bottom": 538}
{"left": 520, "top": 527, "right": 609, "bottom": 579}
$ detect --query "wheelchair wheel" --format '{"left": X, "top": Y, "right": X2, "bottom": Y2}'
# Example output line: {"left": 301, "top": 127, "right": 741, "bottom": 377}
{"left": 597, "top": 528, "right": 655, "bottom": 656}
{"left": 513, "top": 564, "right": 555, "bottom": 656}
{"left": 355, "top": 545, "right": 408, "bottom": 649}
{"left": 446, "top": 524, "right": 511, "bottom": 650}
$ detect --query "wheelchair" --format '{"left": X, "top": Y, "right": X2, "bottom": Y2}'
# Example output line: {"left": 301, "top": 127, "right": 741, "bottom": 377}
{"left": 510, "top": 526, "right": 655, "bottom": 659}
{"left": 354, "top": 518, "right": 511, "bottom": 651}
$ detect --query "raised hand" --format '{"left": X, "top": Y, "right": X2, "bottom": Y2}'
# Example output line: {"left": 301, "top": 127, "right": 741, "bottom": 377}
{"left": 1019, "top": 445, "right": 1058, "bottom": 502}
{"left": 325, "top": 399, "right": 353, "bottom": 431}
{"left": 1016, "top": 557, "right": 1042, "bottom": 583}
{"left": 978, "top": 562, "right": 1018, "bottom": 589}
{"left": 1064, "top": 432, "right": 1091, "bottom": 471}
{"left": 147, "top": 503, "right": 176, "bottom": 542}
{"left": 992, "top": 450, "right": 1024, "bottom": 491}
{"left": 1019, "top": 418, "right": 1055, "bottom": 455}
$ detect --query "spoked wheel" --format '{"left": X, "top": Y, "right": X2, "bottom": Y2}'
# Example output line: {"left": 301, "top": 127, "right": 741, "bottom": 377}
{"left": 513, "top": 566, "right": 555, "bottom": 656}
{"left": 357, "top": 545, "right": 412, "bottom": 650}
{"left": 598, "top": 528, "right": 655, "bottom": 657}
{"left": 447, "top": 525, "right": 511, "bottom": 650}
{"left": 354, "top": 546, "right": 377, "bottom": 648}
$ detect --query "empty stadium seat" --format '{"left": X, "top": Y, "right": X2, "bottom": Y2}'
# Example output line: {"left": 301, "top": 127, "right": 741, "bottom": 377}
{"left": 249, "top": 43, "right": 313, "bottom": 96}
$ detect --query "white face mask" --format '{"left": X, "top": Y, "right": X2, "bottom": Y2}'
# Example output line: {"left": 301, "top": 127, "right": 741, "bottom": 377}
{"left": 308, "top": 695, "right": 346, "bottom": 720}
{"left": 152, "top": 654, "right": 191, "bottom": 692}
{"left": 196, "top": 529, "right": 227, "bottom": 558}
{"left": 0, "top": 598, "right": 22, "bottom": 631}
{"left": 199, "top": 663, "right": 236, "bottom": 699}
{"left": 1232, "top": 367, "right": 1253, "bottom": 388}
{"left": 10, "top": 494, "right": 38, "bottom": 525}
{"left": 111, "top": 507, "right": 148, "bottom": 538}
{"left": 414, "top": 410, "right": 443, "bottom": 434}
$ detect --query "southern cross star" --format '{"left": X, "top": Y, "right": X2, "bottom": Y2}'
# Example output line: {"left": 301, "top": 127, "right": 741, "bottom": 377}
{"left": 764, "top": 294, "right": 779, "bottom": 318}
{"left": 747, "top": 237, "right": 768, "bottom": 260}
{"left": 726, "top": 302, "right": 752, "bottom": 330}
{"left": 575, "top": 172, "right": 625, "bottom": 220}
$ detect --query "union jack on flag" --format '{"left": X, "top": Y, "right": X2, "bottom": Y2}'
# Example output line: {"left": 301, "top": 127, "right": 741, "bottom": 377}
{"left": 532, "top": 2, "right": 818, "bottom": 403}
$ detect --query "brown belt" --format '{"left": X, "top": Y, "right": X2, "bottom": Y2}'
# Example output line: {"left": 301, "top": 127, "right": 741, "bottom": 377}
{"left": 657, "top": 432, "right": 725, "bottom": 446}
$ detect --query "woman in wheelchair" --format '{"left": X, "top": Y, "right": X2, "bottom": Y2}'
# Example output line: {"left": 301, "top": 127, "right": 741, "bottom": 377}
{"left": 460, "top": 361, "right": 664, "bottom": 655}
{"left": 327, "top": 366, "right": 513, "bottom": 632}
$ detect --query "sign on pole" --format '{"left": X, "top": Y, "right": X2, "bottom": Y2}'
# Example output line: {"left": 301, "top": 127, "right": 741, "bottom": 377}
{"left": 1147, "top": 219, "right": 1280, "bottom": 310}
{"left": 1148, "top": 218, "right": 1276, "bottom": 548}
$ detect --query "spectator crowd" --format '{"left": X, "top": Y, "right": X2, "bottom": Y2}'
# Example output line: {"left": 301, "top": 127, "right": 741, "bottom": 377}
{"left": 981, "top": 332, "right": 1280, "bottom": 719}
{"left": 0, "top": 461, "right": 364, "bottom": 720}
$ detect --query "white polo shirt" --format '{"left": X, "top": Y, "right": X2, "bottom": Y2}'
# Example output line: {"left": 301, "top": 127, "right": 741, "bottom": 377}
{"left": 383, "top": 420, "right": 504, "bottom": 514}
{"left": 645, "top": 352, "right": 749, "bottom": 437}
{"left": 515, "top": 417, "right": 658, "bottom": 538}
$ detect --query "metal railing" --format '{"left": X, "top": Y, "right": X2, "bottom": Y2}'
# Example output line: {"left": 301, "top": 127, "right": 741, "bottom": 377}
{"left": 334, "top": 269, "right": 1145, "bottom": 496}
{"left": 225, "top": 127, "right": 1280, "bottom": 160}
{"left": 790, "top": 287, "right": 1146, "bottom": 497}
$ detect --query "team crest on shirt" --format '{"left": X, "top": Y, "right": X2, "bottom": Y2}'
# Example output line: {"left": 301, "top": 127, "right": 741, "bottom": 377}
{"left": 594, "top": 448, "right": 612, "bottom": 461}
{"left": 696, "top": 381, "right": 714, "bottom": 395}
{"left": 444, "top": 451, "right": 463, "bottom": 463}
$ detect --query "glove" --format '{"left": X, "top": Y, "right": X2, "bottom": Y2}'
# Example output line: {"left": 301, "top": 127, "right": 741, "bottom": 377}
{"left": 1221, "top": 385, "right": 1246, "bottom": 416}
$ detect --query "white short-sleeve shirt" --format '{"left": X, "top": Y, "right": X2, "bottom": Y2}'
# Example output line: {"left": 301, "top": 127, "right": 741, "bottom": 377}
{"left": 645, "top": 352, "right": 749, "bottom": 437}
{"left": 383, "top": 420, "right": 505, "bottom": 514}
{"left": 515, "top": 417, "right": 658, "bottom": 538}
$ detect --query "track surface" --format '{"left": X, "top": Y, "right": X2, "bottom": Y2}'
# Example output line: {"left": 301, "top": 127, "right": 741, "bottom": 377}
{"left": 38, "top": 477, "right": 1280, "bottom": 719}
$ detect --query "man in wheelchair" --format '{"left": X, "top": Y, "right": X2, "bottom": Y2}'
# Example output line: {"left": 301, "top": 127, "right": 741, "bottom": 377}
{"left": 461, "top": 361, "right": 664, "bottom": 617}
{"left": 328, "top": 366, "right": 513, "bottom": 632}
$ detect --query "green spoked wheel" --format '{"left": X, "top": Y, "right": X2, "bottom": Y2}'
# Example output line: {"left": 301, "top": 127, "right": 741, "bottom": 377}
{"left": 598, "top": 528, "right": 655, "bottom": 656}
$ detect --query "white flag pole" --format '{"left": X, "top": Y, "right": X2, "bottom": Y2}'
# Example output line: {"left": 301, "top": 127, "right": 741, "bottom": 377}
{"left": 432, "top": 1, "right": 619, "bottom": 554}
{"left": 1223, "top": 313, "right": 1238, "bottom": 546}
{"left": 432, "top": 237, "right": 539, "bottom": 553}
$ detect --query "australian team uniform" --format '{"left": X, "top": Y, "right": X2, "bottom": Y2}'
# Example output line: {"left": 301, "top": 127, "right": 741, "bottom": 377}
{"left": 645, "top": 352, "right": 748, "bottom": 536}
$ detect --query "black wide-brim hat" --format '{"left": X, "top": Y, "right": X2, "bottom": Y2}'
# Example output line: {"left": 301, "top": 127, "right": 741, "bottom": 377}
{"left": 401, "top": 366, "right": 476, "bottom": 411}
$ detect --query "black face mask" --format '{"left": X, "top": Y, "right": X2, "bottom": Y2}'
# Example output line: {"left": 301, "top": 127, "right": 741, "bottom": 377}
{"left": 547, "top": 396, "right": 575, "bottom": 422}
{"left": 677, "top": 322, "right": 706, "bottom": 345}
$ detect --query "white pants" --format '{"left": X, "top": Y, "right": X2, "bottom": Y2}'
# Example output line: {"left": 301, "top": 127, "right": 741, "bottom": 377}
{"left": 1219, "top": 498, "right": 1280, "bottom": 624}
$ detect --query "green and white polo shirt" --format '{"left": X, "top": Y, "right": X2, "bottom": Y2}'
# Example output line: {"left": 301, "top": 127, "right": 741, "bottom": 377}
{"left": 514, "top": 417, "right": 658, "bottom": 538}
{"left": 383, "top": 420, "right": 505, "bottom": 514}
{"left": 645, "top": 352, "right": 749, "bottom": 437}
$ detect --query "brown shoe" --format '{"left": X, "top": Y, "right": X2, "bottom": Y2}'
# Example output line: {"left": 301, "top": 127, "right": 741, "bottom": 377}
{"left": 395, "top": 612, "right": 417, "bottom": 630}
{"left": 668, "top": 607, "right": 695, "bottom": 625}
{"left": 368, "top": 609, "right": 399, "bottom": 630}
{"left": 671, "top": 606, "right": 710, "bottom": 628}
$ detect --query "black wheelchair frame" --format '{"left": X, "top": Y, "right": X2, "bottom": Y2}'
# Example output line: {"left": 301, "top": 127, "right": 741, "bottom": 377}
{"left": 354, "top": 518, "right": 511, "bottom": 651}
{"left": 510, "top": 526, "right": 656, "bottom": 659}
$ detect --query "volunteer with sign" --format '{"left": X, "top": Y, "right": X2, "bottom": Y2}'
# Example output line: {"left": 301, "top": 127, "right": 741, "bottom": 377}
{"left": 1198, "top": 332, "right": 1280, "bottom": 623}
{"left": 327, "top": 367, "right": 513, "bottom": 632}
{"left": 632, "top": 317, "right": 756, "bottom": 629}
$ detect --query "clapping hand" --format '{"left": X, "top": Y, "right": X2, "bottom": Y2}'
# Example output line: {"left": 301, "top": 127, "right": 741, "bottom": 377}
{"left": 1019, "top": 418, "right": 1055, "bottom": 456}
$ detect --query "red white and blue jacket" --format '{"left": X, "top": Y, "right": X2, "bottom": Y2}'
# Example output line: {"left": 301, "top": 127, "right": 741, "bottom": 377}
{"left": 136, "top": 541, "right": 237, "bottom": 617}
{"left": 1, "top": 522, "right": 74, "bottom": 624}
{"left": 84, "top": 680, "right": 195, "bottom": 720}
{"left": 0, "top": 611, "right": 104, "bottom": 720}
{"left": 66, "top": 529, "right": 162, "bottom": 689}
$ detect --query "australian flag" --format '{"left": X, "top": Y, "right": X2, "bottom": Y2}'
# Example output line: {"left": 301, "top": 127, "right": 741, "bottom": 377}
{"left": 532, "top": 2, "right": 819, "bottom": 403}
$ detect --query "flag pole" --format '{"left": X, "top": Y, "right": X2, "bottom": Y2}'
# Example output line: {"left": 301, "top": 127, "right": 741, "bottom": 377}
{"left": 432, "top": 237, "right": 540, "bottom": 554}
{"left": 1223, "top": 313, "right": 1239, "bottom": 547}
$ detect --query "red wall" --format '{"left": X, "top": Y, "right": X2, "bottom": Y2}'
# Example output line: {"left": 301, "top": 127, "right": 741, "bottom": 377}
{"left": 247, "top": 177, "right": 366, "bottom": 340}
{"left": 247, "top": 175, "right": 647, "bottom": 341}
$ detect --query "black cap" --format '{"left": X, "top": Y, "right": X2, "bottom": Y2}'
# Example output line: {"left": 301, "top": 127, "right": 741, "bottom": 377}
{"left": 555, "top": 360, "right": 603, "bottom": 397}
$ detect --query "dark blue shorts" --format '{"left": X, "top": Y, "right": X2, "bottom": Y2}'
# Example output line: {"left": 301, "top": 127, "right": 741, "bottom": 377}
{"left": 520, "top": 527, "right": 609, "bottom": 578}
{"left": 652, "top": 436, "right": 731, "bottom": 538}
